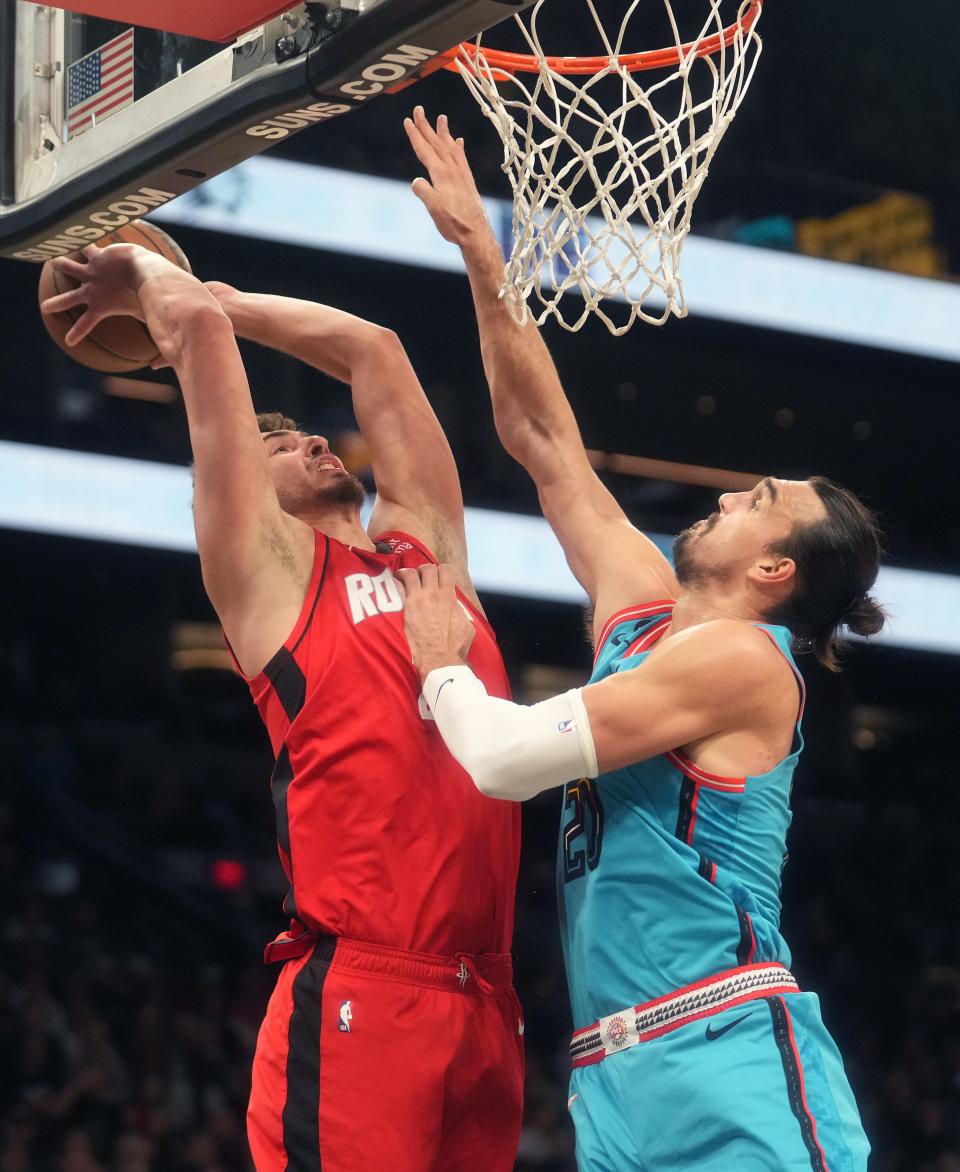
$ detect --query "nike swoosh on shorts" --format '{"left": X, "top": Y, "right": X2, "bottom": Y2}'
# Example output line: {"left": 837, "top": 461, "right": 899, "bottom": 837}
{"left": 704, "top": 1012, "right": 751, "bottom": 1041}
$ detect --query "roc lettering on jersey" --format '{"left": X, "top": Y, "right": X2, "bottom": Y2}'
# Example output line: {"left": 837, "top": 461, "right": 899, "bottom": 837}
{"left": 345, "top": 569, "right": 403, "bottom": 624}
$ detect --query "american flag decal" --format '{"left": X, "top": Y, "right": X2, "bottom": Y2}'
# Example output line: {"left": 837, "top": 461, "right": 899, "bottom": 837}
{"left": 66, "top": 28, "right": 135, "bottom": 138}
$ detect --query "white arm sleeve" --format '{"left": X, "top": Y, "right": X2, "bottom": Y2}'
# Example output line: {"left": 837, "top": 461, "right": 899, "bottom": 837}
{"left": 420, "top": 665, "right": 599, "bottom": 801}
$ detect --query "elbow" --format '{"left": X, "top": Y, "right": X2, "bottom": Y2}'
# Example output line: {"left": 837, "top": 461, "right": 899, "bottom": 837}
{"left": 340, "top": 324, "right": 405, "bottom": 381}
{"left": 471, "top": 760, "right": 505, "bottom": 799}
{"left": 363, "top": 325, "right": 405, "bottom": 364}
{"left": 344, "top": 321, "right": 399, "bottom": 356}
{"left": 463, "top": 750, "right": 532, "bottom": 803}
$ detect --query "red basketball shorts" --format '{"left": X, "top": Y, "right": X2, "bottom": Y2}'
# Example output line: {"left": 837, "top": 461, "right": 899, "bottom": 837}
{"left": 247, "top": 936, "right": 525, "bottom": 1171}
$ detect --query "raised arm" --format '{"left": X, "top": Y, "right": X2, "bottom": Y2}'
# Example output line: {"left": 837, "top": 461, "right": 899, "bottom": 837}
{"left": 404, "top": 107, "right": 677, "bottom": 632}
{"left": 42, "top": 246, "right": 315, "bottom": 676}
{"left": 205, "top": 283, "right": 478, "bottom": 606}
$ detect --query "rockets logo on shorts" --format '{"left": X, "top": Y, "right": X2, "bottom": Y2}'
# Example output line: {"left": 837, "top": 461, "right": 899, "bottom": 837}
{"left": 339, "top": 1001, "right": 353, "bottom": 1033}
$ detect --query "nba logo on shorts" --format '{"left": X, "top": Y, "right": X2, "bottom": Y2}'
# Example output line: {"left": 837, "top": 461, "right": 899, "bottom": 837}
{"left": 339, "top": 1000, "right": 353, "bottom": 1033}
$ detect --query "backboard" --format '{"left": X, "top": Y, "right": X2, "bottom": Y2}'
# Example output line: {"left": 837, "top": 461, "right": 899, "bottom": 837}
{"left": 0, "top": 0, "right": 533, "bottom": 262}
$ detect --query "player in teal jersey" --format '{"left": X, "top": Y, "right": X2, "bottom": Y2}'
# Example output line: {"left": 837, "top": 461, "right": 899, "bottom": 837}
{"left": 399, "top": 108, "right": 883, "bottom": 1171}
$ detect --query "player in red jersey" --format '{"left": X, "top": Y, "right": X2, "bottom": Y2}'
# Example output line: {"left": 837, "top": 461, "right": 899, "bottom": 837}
{"left": 40, "top": 252, "right": 523, "bottom": 1171}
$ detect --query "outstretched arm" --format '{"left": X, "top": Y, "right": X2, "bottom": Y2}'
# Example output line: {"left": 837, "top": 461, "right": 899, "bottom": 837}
{"left": 398, "top": 564, "right": 795, "bottom": 800}
{"left": 404, "top": 107, "right": 677, "bottom": 633}
{"left": 206, "top": 283, "right": 478, "bottom": 607}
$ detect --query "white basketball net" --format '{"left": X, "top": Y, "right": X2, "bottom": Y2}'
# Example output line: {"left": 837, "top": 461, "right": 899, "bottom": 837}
{"left": 456, "top": 1, "right": 764, "bottom": 335}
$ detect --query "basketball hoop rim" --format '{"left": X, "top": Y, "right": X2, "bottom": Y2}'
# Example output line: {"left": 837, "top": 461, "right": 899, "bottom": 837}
{"left": 444, "top": 0, "right": 762, "bottom": 76}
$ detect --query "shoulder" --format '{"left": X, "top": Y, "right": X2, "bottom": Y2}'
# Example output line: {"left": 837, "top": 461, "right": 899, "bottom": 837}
{"left": 649, "top": 619, "right": 791, "bottom": 692}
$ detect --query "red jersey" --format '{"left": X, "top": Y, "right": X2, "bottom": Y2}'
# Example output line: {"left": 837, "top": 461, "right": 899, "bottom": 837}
{"left": 240, "top": 530, "right": 520, "bottom": 958}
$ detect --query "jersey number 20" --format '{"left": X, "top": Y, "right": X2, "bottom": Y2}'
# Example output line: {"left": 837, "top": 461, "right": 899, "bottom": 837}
{"left": 562, "top": 779, "right": 605, "bottom": 882}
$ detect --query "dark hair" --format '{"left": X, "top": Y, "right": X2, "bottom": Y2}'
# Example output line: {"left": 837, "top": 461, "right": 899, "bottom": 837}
{"left": 769, "top": 477, "right": 886, "bottom": 672}
{"left": 256, "top": 411, "right": 299, "bottom": 434}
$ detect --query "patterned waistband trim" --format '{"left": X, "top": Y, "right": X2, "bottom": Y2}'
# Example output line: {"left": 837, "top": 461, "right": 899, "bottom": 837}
{"left": 570, "top": 962, "right": 799, "bottom": 1068}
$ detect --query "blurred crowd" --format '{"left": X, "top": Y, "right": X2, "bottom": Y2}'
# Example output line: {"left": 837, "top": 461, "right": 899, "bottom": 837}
{"left": 0, "top": 696, "right": 958, "bottom": 1172}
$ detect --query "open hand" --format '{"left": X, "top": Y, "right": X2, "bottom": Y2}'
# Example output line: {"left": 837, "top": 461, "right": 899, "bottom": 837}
{"left": 403, "top": 106, "right": 489, "bottom": 246}
{"left": 395, "top": 563, "right": 476, "bottom": 679}
{"left": 40, "top": 243, "right": 181, "bottom": 347}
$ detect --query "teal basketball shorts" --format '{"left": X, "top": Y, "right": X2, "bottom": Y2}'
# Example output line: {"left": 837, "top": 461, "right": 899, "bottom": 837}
{"left": 567, "top": 969, "right": 869, "bottom": 1171}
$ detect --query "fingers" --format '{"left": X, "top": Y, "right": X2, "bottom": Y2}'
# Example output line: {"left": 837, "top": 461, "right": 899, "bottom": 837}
{"left": 49, "top": 255, "right": 90, "bottom": 283}
{"left": 404, "top": 108, "right": 440, "bottom": 170}
{"left": 40, "top": 286, "right": 87, "bottom": 315}
{"left": 410, "top": 176, "right": 442, "bottom": 217}
{"left": 396, "top": 562, "right": 458, "bottom": 597}
{"left": 436, "top": 113, "right": 456, "bottom": 149}
{"left": 416, "top": 561, "right": 439, "bottom": 590}
{"left": 64, "top": 310, "right": 103, "bottom": 347}
{"left": 405, "top": 106, "right": 460, "bottom": 165}
{"left": 413, "top": 104, "right": 442, "bottom": 152}
{"left": 397, "top": 562, "right": 457, "bottom": 592}
{"left": 394, "top": 567, "right": 421, "bottom": 598}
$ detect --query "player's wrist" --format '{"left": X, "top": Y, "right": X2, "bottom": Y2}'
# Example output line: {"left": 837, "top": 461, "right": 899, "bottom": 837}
{"left": 459, "top": 226, "right": 499, "bottom": 267}
{"left": 203, "top": 282, "right": 253, "bottom": 327}
{"left": 417, "top": 654, "right": 465, "bottom": 685}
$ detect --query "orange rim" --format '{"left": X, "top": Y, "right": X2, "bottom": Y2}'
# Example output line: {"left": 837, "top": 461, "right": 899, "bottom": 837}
{"left": 443, "top": 0, "right": 762, "bottom": 76}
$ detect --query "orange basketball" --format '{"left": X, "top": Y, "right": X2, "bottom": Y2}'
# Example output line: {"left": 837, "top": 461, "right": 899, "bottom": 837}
{"left": 38, "top": 220, "right": 192, "bottom": 373}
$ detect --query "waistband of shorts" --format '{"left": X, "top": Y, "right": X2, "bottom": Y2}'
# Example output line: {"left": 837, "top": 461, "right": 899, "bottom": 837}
{"left": 570, "top": 962, "right": 799, "bottom": 1068}
{"left": 264, "top": 927, "right": 513, "bottom": 993}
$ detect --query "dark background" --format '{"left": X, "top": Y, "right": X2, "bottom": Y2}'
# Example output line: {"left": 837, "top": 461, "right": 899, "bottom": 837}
{"left": 1, "top": 2, "right": 959, "bottom": 1169}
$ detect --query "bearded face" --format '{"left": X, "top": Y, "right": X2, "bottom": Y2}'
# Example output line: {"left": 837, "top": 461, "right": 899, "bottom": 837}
{"left": 273, "top": 466, "right": 367, "bottom": 517}
{"left": 672, "top": 511, "right": 721, "bottom": 587}
{"left": 261, "top": 430, "right": 367, "bottom": 519}
{"left": 310, "top": 472, "right": 367, "bottom": 510}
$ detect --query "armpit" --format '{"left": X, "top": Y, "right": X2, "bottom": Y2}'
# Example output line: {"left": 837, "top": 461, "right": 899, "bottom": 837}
{"left": 261, "top": 515, "right": 302, "bottom": 581}
{"left": 429, "top": 515, "right": 459, "bottom": 567}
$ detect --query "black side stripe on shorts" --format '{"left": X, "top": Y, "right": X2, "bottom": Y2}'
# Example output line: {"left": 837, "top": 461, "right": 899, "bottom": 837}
{"left": 283, "top": 935, "right": 337, "bottom": 1171}
{"left": 697, "top": 854, "right": 717, "bottom": 883}
{"left": 675, "top": 777, "right": 697, "bottom": 844}
{"left": 736, "top": 905, "right": 757, "bottom": 965}
{"left": 768, "top": 996, "right": 829, "bottom": 1172}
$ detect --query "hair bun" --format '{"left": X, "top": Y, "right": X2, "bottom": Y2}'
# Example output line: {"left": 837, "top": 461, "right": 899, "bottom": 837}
{"left": 843, "top": 593, "right": 886, "bottom": 638}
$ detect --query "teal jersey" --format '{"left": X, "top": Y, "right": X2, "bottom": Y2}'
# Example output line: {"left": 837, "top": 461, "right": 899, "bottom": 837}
{"left": 558, "top": 601, "right": 805, "bottom": 1031}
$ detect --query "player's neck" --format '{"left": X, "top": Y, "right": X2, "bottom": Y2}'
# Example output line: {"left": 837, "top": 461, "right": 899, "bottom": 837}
{"left": 670, "top": 587, "right": 761, "bottom": 635}
{"left": 298, "top": 505, "right": 375, "bottom": 551}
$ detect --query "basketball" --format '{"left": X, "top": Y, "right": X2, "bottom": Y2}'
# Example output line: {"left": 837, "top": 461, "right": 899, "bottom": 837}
{"left": 37, "top": 220, "right": 192, "bottom": 373}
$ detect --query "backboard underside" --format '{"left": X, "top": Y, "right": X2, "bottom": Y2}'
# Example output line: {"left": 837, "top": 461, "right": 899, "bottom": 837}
{"left": 19, "top": 0, "right": 296, "bottom": 42}
{"left": 0, "top": 0, "right": 533, "bottom": 261}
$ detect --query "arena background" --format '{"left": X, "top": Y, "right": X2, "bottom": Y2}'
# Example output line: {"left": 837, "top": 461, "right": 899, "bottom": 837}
{"left": 2, "top": 4, "right": 960, "bottom": 1168}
